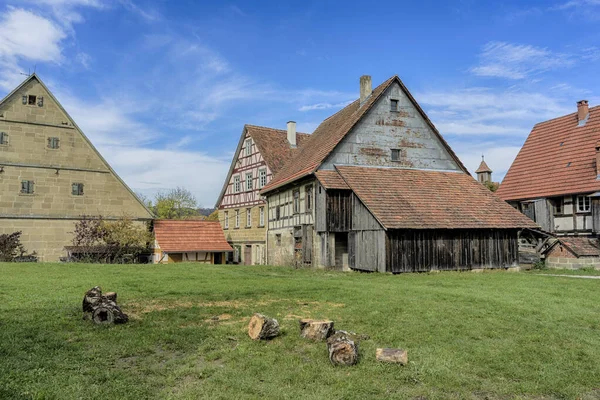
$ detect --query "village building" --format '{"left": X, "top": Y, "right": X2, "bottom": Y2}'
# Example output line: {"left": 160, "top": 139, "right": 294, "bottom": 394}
{"left": 260, "top": 75, "right": 537, "bottom": 272}
{"left": 153, "top": 220, "right": 232, "bottom": 264}
{"left": 0, "top": 74, "right": 153, "bottom": 261}
{"left": 215, "top": 124, "right": 309, "bottom": 265}
{"left": 497, "top": 100, "right": 600, "bottom": 236}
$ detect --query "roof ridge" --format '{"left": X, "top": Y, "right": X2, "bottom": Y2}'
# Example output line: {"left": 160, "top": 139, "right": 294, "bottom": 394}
{"left": 533, "top": 105, "right": 600, "bottom": 128}
{"left": 245, "top": 123, "right": 310, "bottom": 136}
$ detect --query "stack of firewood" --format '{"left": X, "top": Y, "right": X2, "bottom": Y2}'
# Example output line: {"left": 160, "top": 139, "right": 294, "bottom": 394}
{"left": 82, "top": 286, "right": 128, "bottom": 325}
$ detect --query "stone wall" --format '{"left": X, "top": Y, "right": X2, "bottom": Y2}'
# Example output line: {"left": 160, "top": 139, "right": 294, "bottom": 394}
{"left": 546, "top": 255, "right": 600, "bottom": 269}
{"left": 219, "top": 205, "right": 267, "bottom": 264}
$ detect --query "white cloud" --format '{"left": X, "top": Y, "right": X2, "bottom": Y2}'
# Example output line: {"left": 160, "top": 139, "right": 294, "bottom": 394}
{"left": 299, "top": 100, "right": 353, "bottom": 112}
{"left": 470, "top": 41, "right": 575, "bottom": 80}
{"left": 101, "top": 145, "right": 229, "bottom": 207}
{"left": 75, "top": 52, "right": 91, "bottom": 69}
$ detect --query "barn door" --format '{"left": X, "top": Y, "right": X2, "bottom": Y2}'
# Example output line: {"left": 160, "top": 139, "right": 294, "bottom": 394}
{"left": 302, "top": 225, "right": 313, "bottom": 263}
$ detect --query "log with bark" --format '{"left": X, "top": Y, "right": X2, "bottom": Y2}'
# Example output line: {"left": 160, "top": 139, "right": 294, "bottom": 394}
{"left": 375, "top": 348, "right": 408, "bottom": 365}
{"left": 299, "top": 319, "right": 334, "bottom": 341}
{"left": 326, "top": 330, "right": 359, "bottom": 366}
{"left": 82, "top": 286, "right": 128, "bottom": 325}
{"left": 248, "top": 313, "right": 280, "bottom": 340}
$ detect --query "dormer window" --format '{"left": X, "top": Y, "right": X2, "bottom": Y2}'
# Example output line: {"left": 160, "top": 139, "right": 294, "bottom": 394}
{"left": 390, "top": 99, "right": 399, "bottom": 112}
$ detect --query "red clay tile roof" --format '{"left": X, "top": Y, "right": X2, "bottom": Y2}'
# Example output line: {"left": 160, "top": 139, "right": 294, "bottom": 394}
{"left": 260, "top": 75, "right": 468, "bottom": 194}
{"left": 336, "top": 166, "right": 538, "bottom": 229}
{"left": 246, "top": 125, "right": 311, "bottom": 175}
{"left": 154, "top": 220, "right": 233, "bottom": 252}
{"left": 315, "top": 170, "right": 350, "bottom": 189}
{"left": 497, "top": 105, "right": 600, "bottom": 201}
{"left": 475, "top": 159, "right": 492, "bottom": 173}
{"left": 555, "top": 236, "right": 600, "bottom": 257}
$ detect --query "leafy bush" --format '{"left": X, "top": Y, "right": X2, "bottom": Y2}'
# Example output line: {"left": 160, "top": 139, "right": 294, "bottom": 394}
{"left": 0, "top": 232, "right": 36, "bottom": 262}
{"left": 532, "top": 260, "right": 547, "bottom": 270}
{"left": 70, "top": 216, "right": 152, "bottom": 263}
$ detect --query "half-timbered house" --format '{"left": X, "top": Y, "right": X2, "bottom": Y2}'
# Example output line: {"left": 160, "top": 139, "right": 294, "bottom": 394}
{"left": 260, "top": 75, "right": 537, "bottom": 272}
{"left": 215, "top": 124, "right": 309, "bottom": 264}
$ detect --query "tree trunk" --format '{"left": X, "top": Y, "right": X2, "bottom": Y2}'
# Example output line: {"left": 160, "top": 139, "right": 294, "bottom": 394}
{"left": 104, "top": 292, "right": 117, "bottom": 302}
{"left": 327, "top": 330, "right": 359, "bottom": 366}
{"left": 82, "top": 286, "right": 103, "bottom": 313}
{"left": 299, "top": 319, "right": 334, "bottom": 341}
{"left": 82, "top": 287, "right": 128, "bottom": 325}
{"left": 376, "top": 348, "right": 408, "bottom": 365}
{"left": 248, "top": 313, "right": 280, "bottom": 340}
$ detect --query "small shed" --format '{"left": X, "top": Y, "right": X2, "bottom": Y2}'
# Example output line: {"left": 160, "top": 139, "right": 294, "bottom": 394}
{"left": 153, "top": 220, "right": 233, "bottom": 264}
{"left": 545, "top": 236, "right": 600, "bottom": 270}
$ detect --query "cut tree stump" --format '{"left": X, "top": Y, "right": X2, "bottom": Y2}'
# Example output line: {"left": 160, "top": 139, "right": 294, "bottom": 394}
{"left": 376, "top": 348, "right": 408, "bottom": 365}
{"left": 248, "top": 313, "right": 280, "bottom": 340}
{"left": 82, "top": 286, "right": 128, "bottom": 325}
{"left": 299, "top": 319, "right": 334, "bottom": 341}
{"left": 326, "top": 330, "right": 359, "bottom": 366}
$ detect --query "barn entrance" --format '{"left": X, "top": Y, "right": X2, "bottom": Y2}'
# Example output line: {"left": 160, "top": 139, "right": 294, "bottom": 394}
{"left": 244, "top": 245, "right": 252, "bottom": 265}
{"left": 334, "top": 233, "right": 348, "bottom": 270}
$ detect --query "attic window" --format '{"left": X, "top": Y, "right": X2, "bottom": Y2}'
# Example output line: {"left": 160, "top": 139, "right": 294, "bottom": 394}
{"left": 47, "top": 137, "right": 60, "bottom": 149}
{"left": 391, "top": 149, "right": 403, "bottom": 161}
{"left": 245, "top": 138, "right": 252, "bottom": 156}
{"left": 28, "top": 95, "right": 37, "bottom": 105}
{"left": 0, "top": 132, "right": 7, "bottom": 145}
{"left": 390, "top": 99, "right": 399, "bottom": 112}
{"left": 71, "top": 183, "right": 84, "bottom": 196}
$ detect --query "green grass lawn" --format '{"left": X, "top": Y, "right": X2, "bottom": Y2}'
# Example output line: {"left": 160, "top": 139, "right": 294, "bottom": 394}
{"left": 2, "top": 263, "right": 600, "bottom": 399}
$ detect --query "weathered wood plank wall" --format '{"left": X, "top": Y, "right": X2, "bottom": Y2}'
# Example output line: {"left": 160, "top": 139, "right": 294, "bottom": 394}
{"left": 386, "top": 229, "right": 519, "bottom": 272}
{"left": 349, "top": 230, "right": 386, "bottom": 272}
{"left": 326, "top": 190, "right": 352, "bottom": 232}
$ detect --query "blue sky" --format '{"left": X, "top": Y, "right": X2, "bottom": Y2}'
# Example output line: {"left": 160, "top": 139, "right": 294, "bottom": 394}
{"left": 1, "top": 0, "right": 599, "bottom": 206}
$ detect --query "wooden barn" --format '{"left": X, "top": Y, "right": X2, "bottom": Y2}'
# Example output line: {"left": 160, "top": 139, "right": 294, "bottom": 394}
{"left": 260, "top": 74, "right": 537, "bottom": 272}
{"left": 153, "top": 220, "right": 233, "bottom": 264}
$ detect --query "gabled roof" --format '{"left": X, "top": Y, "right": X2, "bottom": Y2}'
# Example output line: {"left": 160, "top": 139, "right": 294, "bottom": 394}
{"left": 475, "top": 159, "right": 492, "bottom": 173}
{"left": 497, "top": 105, "right": 600, "bottom": 201}
{"left": 335, "top": 165, "right": 538, "bottom": 230}
{"left": 549, "top": 236, "right": 600, "bottom": 257}
{"left": 315, "top": 170, "right": 349, "bottom": 189}
{"left": 154, "top": 220, "right": 233, "bottom": 252}
{"left": 214, "top": 124, "right": 310, "bottom": 208}
{"left": 0, "top": 74, "right": 154, "bottom": 218}
{"left": 260, "top": 75, "right": 468, "bottom": 194}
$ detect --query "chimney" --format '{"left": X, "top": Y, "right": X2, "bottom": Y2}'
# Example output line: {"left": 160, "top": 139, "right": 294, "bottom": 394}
{"left": 360, "top": 75, "right": 372, "bottom": 105}
{"left": 287, "top": 121, "right": 296, "bottom": 148}
{"left": 578, "top": 100, "right": 589, "bottom": 125}
{"left": 596, "top": 142, "right": 600, "bottom": 177}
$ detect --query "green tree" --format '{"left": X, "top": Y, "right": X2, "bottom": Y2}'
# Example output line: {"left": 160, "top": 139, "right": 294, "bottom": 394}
{"left": 154, "top": 187, "right": 200, "bottom": 219}
{"left": 206, "top": 210, "right": 219, "bottom": 221}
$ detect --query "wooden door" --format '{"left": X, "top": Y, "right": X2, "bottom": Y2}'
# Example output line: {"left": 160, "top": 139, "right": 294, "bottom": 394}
{"left": 244, "top": 245, "right": 252, "bottom": 265}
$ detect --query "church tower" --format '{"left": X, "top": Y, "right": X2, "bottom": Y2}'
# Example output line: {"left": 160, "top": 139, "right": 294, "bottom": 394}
{"left": 476, "top": 156, "right": 493, "bottom": 184}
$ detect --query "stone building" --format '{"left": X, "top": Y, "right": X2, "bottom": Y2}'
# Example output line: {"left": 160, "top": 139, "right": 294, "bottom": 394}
{"left": 260, "top": 75, "right": 537, "bottom": 272}
{"left": 215, "top": 124, "right": 309, "bottom": 264}
{"left": 0, "top": 74, "right": 153, "bottom": 261}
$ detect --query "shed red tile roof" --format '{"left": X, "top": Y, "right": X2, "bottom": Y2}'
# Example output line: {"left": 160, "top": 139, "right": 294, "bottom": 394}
{"left": 246, "top": 125, "right": 311, "bottom": 175}
{"left": 497, "top": 105, "right": 600, "bottom": 201}
{"left": 555, "top": 236, "right": 600, "bottom": 257}
{"left": 260, "top": 75, "right": 468, "bottom": 194}
{"left": 154, "top": 220, "right": 233, "bottom": 252}
{"left": 315, "top": 170, "right": 350, "bottom": 189}
{"left": 336, "top": 166, "right": 538, "bottom": 230}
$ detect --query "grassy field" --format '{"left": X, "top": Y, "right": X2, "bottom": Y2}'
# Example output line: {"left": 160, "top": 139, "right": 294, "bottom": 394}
{"left": 2, "top": 264, "right": 600, "bottom": 400}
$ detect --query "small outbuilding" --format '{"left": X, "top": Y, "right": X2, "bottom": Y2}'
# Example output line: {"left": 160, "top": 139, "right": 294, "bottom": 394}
{"left": 153, "top": 220, "right": 233, "bottom": 264}
{"left": 545, "top": 236, "right": 600, "bottom": 270}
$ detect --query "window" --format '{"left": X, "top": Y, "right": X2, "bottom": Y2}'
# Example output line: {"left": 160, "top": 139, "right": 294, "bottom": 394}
{"left": 577, "top": 196, "right": 591, "bottom": 213}
{"left": 390, "top": 99, "right": 399, "bottom": 112}
{"left": 224, "top": 211, "right": 229, "bottom": 229}
{"left": 276, "top": 234, "right": 282, "bottom": 246}
{"left": 276, "top": 205, "right": 281, "bottom": 221}
{"left": 258, "top": 169, "right": 267, "bottom": 188}
{"left": 259, "top": 207, "right": 265, "bottom": 226}
{"left": 553, "top": 198, "right": 563, "bottom": 215}
{"left": 233, "top": 175, "right": 241, "bottom": 193}
{"left": 0, "top": 132, "right": 7, "bottom": 145}
{"left": 305, "top": 185, "right": 313, "bottom": 212}
{"left": 246, "top": 173, "right": 253, "bottom": 191}
{"left": 293, "top": 189, "right": 300, "bottom": 214}
{"left": 71, "top": 183, "right": 84, "bottom": 196}
{"left": 28, "top": 95, "right": 37, "bottom": 105}
{"left": 47, "top": 137, "right": 60, "bottom": 149}
{"left": 246, "top": 208, "right": 252, "bottom": 227}
{"left": 391, "top": 149, "right": 402, "bottom": 161}
{"left": 245, "top": 138, "right": 252, "bottom": 156}
{"left": 235, "top": 209, "right": 240, "bottom": 228}
{"left": 21, "top": 180, "right": 34, "bottom": 194}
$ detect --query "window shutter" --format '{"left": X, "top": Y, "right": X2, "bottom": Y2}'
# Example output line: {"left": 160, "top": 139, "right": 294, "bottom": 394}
{"left": 79, "top": 183, "right": 84, "bottom": 195}
{"left": 47, "top": 138, "right": 52, "bottom": 148}
{"left": 72, "top": 183, "right": 78, "bottom": 195}
{"left": 56, "top": 138, "right": 60, "bottom": 148}
{"left": 22, "top": 95, "right": 27, "bottom": 105}
{"left": 38, "top": 96, "right": 44, "bottom": 107}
